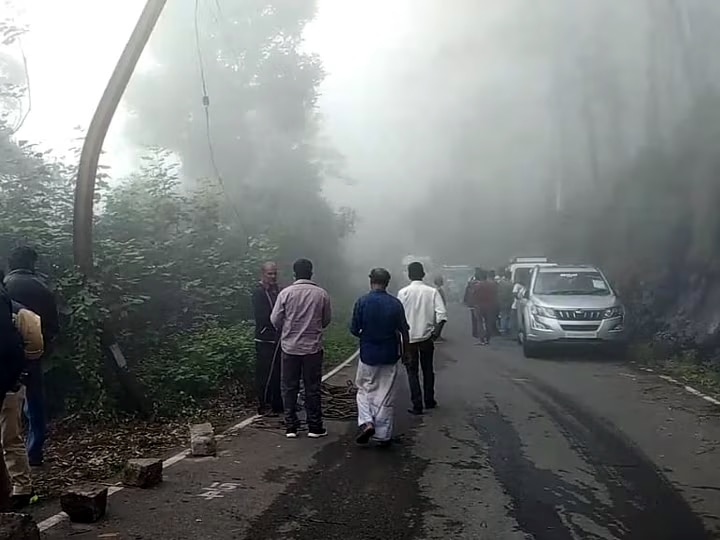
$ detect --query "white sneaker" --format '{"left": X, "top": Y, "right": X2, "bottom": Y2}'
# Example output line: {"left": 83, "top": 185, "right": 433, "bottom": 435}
{"left": 307, "top": 428, "right": 328, "bottom": 439}
{"left": 286, "top": 429, "right": 298, "bottom": 439}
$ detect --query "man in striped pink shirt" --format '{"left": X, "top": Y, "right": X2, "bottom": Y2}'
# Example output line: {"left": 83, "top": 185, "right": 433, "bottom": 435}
{"left": 271, "top": 259, "right": 332, "bottom": 439}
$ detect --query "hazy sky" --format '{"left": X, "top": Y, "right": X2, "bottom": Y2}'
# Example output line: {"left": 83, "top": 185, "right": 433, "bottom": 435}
{"left": 11, "top": 0, "right": 145, "bottom": 170}
{"left": 8, "top": 0, "right": 700, "bottom": 270}
{"left": 10, "top": 0, "right": 397, "bottom": 178}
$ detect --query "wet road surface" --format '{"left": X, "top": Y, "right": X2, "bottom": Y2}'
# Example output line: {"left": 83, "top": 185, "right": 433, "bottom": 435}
{"left": 39, "top": 312, "right": 720, "bottom": 539}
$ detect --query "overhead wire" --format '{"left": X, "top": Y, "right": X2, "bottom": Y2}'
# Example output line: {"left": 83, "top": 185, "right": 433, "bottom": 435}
{"left": 193, "top": 0, "right": 247, "bottom": 239}
{"left": 10, "top": 36, "right": 31, "bottom": 134}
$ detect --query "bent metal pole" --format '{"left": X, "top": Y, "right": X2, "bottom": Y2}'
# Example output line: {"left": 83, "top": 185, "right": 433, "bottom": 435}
{"left": 73, "top": 0, "right": 167, "bottom": 274}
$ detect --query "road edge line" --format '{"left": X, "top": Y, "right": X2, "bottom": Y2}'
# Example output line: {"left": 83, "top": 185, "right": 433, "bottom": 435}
{"left": 657, "top": 374, "right": 720, "bottom": 406}
{"left": 635, "top": 365, "right": 720, "bottom": 407}
{"left": 38, "top": 348, "right": 359, "bottom": 533}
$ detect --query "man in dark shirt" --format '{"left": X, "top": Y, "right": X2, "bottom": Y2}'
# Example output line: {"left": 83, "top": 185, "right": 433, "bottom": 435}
{"left": 350, "top": 268, "right": 410, "bottom": 446}
{"left": 4, "top": 246, "right": 58, "bottom": 466}
{"left": 0, "top": 281, "right": 27, "bottom": 509}
{"left": 468, "top": 268, "right": 499, "bottom": 345}
{"left": 251, "top": 262, "right": 283, "bottom": 416}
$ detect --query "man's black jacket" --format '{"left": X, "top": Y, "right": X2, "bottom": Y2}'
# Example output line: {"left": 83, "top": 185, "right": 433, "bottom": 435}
{"left": 251, "top": 284, "right": 280, "bottom": 342}
{"left": 4, "top": 269, "right": 59, "bottom": 341}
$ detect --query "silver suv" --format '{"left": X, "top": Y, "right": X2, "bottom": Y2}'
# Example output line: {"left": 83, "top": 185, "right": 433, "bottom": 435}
{"left": 517, "top": 265, "right": 626, "bottom": 357}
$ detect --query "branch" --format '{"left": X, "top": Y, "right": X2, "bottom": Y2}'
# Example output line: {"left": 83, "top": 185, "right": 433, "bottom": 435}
{"left": 11, "top": 36, "right": 31, "bottom": 133}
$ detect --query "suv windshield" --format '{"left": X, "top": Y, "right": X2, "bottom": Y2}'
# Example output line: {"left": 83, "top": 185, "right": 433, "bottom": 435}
{"left": 533, "top": 271, "right": 610, "bottom": 296}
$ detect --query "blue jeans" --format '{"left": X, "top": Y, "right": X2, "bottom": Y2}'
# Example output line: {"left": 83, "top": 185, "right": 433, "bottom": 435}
{"left": 23, "top": 362, "right": 45, "bottom": 465}
{"left": 499, "top": 309, "right": 512, "bottom": 334}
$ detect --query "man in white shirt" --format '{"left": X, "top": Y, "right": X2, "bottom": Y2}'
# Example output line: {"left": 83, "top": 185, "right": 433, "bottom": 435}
{"left": 398, "top": 262, "right": 448, "bottom": 415}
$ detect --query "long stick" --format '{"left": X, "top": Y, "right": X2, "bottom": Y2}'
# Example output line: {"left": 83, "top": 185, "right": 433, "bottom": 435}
{"left": 73, "top": 0, "right": 167, "bottom": 274}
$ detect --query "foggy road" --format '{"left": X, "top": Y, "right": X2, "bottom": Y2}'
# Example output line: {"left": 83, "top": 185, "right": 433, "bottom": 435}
{"left": 39, "top": 308, "right": 720, "bottom": 540}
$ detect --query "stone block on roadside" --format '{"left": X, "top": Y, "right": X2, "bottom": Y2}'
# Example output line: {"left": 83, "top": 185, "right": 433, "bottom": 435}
{"left": 60, "top": 483, "right": 108, "bottom": 523}
{"left": 123, "top": 458, "right": 163, "bottom": 488}
{"left": 190, "top": 422, "right": 217, "bottom": 457}
{"left": 0, "top": 513, "right": 40, "bottom": 540}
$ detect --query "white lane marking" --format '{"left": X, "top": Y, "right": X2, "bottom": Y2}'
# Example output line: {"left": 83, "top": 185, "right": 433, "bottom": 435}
{"left": 38, "top": 349, "right": 359, "bottom": 532}
{"left": 657, "top": 374, "right": 720, "bottom": 406}
{"left": 222, "top": 415, "right": 261, "bottom": 436}
{"left": 322, "top": 350, "right": 359, "bottom": 382}
{"left": 37, "top": 512, "right": 69, "bottom": 531}
{"left": 162, "top": 449, "right": 191, "bottom": 467}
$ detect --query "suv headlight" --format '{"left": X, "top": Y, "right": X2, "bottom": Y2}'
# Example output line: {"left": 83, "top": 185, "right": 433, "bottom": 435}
{"left": 531, "top": 305, "right": 556, "bottom": 319}
{"left": 603, "top": 306, "right": 624, "bottom": 319}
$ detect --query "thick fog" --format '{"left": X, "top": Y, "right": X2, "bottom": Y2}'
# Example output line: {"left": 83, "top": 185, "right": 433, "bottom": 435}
{"left": 6, "top": 0, "right": 720, "bottom": 290}
{"left": 310, "top": 0, "right": 720, "bottom": 282}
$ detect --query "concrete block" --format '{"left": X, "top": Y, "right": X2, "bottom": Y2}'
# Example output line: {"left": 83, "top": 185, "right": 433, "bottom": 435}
{"left": 0, "top": 513, "right": 40, "bottom": 540}
{"left": 190, "top": 422, "right": 217, "bottom": 456}
{"left": 60, "top": 483, "right": 108, "bottom": 523}
{"left": 123, "top": 458, "right": 163, "bottom": 488}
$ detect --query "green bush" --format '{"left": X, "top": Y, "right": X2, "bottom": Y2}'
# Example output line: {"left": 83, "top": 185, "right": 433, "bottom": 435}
{"left": 324, "top": 321, "right": 358, "bottom": 368}
{"left": 137, "top": 323, "right": 255, "bottom": 412}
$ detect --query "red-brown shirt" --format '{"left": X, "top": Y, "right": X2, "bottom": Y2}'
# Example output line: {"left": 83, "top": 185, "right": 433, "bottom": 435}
{"left": 469, "top": 280, "right": 499, "bottom": 310}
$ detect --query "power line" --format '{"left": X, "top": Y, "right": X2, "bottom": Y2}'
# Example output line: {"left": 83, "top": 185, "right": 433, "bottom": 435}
{"left": 193, "top": 0, "right": 247, "bottom": 239}
{"left": 10, "top": 36, "right": 31, "bottom": 134}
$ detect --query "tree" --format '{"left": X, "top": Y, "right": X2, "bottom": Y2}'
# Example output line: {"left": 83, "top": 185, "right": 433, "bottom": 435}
{"left": 123, "top": 0, "right": 349, "bottom": 291}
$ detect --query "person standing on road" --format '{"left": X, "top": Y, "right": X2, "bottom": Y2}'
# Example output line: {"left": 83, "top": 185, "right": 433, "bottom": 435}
{"left": 497, "top": 271, "right": 514, "bottom": 336}
{"left": 251, "top": 262, "right": 283, "bottom": 417}
{"left": 4, "top": 246, "right": 59, "bottom": 467}
{"left": 0, "top": 280, "right": 28, "bottom": 510}
{"left": 488, "top": 269, "right": 500, "bottom": 335}
{"left": 468, "top": 268, "right": 498, "bottom": 345}
{"left": 271, "top": 259, "right": 332, "bottom": 439}
{"left": 351, "top": 268, "right": 410, "bottom": 446}
{"left": 464, "top": 270, "right": 480, "bottom": 340}
{"left": 398, "top": 262, "right": 447, "bottom": 415}
{"left": 432, "top": 275, "right": 447, "bottom": 342}
{"left": 1, "top": 289, "right": 43, "bottom": 509}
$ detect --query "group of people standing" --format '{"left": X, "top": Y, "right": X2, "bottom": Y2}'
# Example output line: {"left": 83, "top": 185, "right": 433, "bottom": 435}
{"left": 463, "top": 267, "right": 514, "bottom": 345}
{"left": 252, "top": 259, "right": 447, "bottom": 446}
{"left": 252, "top": 259, "right": 332, "bottom": 439}
{"left": 0, "top": 246, "right": 58, "bottom": 510}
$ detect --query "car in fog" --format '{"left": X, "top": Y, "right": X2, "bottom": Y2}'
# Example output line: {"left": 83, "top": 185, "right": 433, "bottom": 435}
{"left": 516, "top": 264, "right": 626, "bottom": 357}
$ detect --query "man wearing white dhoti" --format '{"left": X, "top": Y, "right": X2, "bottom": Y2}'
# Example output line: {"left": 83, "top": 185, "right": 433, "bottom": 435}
{"left": 350, "top": 268, "right": 410, "bottom": 446}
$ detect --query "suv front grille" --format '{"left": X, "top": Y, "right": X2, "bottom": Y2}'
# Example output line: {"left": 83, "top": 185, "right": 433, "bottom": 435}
{"left": 555, "top": 309, "right": 603, "bottom": 321}
{"left": 560, "top": 324, "right": 600, "bottom": 332}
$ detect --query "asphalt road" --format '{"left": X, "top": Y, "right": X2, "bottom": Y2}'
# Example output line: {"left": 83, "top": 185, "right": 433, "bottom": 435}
{"left": 39, "top": 309, "right": 720, "bottom": 539}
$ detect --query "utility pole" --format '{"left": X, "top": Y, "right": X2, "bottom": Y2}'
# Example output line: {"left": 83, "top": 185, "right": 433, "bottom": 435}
{"left": 73, "top": 0, "right": 167, "bottom": 274}
{"left": 72, "top": 0, "right": 167, "bottom": 418}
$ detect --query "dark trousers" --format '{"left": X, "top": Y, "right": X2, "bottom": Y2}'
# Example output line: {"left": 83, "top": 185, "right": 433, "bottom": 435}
{"left": 475, "top": 308, "right": 495, "bottom": 343}
{"left": 281, "top": 351, "right": 323, "bottom": 431}
{"left": 23, "top": 362, "right": 45, "bottom": 465}
{"left": 470, "top": 308, "right": 479, "bottom": 338}
{"left": 406, "top": 339, "right": 436, "bottom": 411}
{"left": 255, "top": 342, "right": 283, "bottom": 413}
